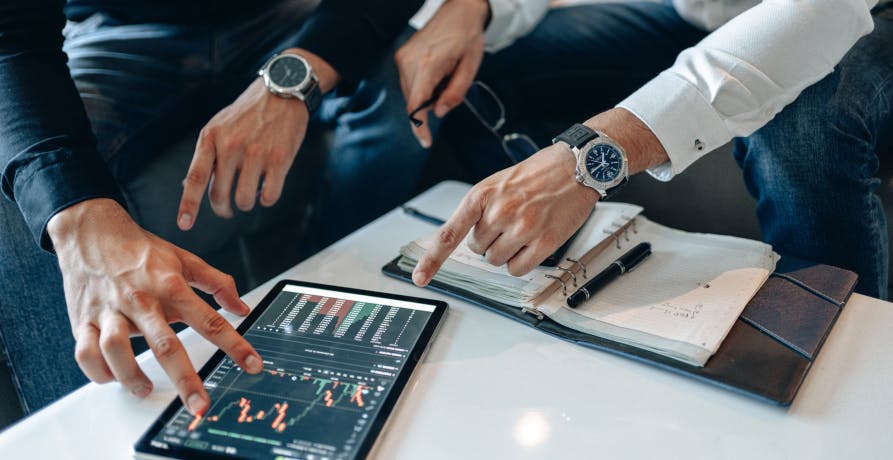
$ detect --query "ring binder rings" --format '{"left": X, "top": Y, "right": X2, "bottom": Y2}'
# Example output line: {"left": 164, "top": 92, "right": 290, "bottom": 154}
{"left": 565, "top": 258, "right": 588, "bottom": 278}
{"left": 605, "top": 230, "right": 622, "bottom": 249}
{"left": 544, "top": 274, "right": 568, "bottom": 296}
{"left": 555, "top": 266, "right": 578, "bottom": 287}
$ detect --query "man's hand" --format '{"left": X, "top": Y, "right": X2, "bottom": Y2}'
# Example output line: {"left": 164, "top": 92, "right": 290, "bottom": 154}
{"left": 395, "top": 0, "right": 490, "bottom": 148}
{"left": 413, "top": 143, "right": 599, "bottom": 285}
{"left": 411, "top": 108, "right": 669, "bottom": 285}
{"left": 177, "top": 49, "right": 338, "bottom": 230}
{"left": 49, "top": 198, "right": 263, "bottom": 415}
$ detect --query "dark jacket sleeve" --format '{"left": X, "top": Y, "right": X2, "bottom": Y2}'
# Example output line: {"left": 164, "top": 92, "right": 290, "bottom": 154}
{"left": 0, "top": 0, "right": 128, "bottom": 252}
{"left": 293, "top": 0, "right": 424, "bottom": 85}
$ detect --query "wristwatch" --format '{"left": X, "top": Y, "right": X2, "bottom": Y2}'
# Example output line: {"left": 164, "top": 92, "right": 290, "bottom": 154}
{"left": 258, "top": 53, "right": 322, "bottom": 113}
{"left": 553, "top": 123, "right": 629, "bottom": 200}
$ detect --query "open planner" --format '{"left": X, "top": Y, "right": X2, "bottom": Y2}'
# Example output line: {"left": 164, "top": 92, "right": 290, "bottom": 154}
{"left": 384, "top": 202, "right": 858, "bottom": 405}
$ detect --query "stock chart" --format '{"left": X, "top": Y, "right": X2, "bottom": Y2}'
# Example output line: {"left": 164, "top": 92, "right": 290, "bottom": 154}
{"left": 149, "top": 285, "right": 435, "bottom": 460}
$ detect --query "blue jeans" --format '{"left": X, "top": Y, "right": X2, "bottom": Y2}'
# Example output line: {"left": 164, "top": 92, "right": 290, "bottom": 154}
{"left": 348, "top": 2, "right": 892, "bottom": 299}
{"left": 733, "top": 6, "right": 893, "bottom": 299}
{"left": 0, "top": 0, "right": 403, "bottom": 413}
{"left": 313, "top": 28, "right": 434, "bottom": 248}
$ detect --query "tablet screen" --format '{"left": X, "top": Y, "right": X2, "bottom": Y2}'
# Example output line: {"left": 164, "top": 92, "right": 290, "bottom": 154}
{"left": 135, "top": 281, "right": 446, "bottom": 460}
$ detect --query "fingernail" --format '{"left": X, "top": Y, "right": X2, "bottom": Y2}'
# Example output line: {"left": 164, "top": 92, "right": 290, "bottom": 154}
{"left": 178, "top": 213, "right": 193, "bottom": 229}
{"left": 241, "top": 301, "right": 251, "bottom": 315}
{"left": 245, "top": 354, "right": 263, "bottom": 373}
{"left": 412, "top": 270, "right": 428, "bottom": 286}
{"left": 419, "top": 138, "right": 431, "bottom": 149}
{"left": 187, "top": 392, "right": 208, "bottom": 415}
{"left": 435, "top": 103, "right": 450, "bottom": 117}
{"left": 132, "top": 384, "right": 152, "bottom": 398}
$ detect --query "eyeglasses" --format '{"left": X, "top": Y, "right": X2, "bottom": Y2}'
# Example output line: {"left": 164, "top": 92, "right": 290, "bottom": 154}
{"left": 408, "top": 81, "right": 539, "bottom": 165}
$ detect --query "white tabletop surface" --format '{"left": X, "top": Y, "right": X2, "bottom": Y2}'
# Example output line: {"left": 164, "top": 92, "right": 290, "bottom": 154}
{"left": 2, "top": 180, "right": 892, "bottom": 459}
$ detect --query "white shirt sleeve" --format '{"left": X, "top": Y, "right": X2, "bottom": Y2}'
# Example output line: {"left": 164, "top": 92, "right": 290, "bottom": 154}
{"left": 483, "top": 0, "right": 550, "bottom": 51}
{"left": 410, "top": 0, "right": 549, "bottom": 52}
{"left": 617, "top": 0, "right": 878, "bottom": 181}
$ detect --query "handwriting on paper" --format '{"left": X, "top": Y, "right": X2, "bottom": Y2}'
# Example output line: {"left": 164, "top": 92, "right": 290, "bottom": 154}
{"left": 649, "top": 303, "right": 703, "bottom": 321}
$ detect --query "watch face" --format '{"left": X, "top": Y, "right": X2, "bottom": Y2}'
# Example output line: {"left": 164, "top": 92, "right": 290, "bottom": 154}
{"left": 585, "top": 143, "right": 624, "bottom": 183}
{"left": 268, "top": 56, "right": 308, "bottom": 88}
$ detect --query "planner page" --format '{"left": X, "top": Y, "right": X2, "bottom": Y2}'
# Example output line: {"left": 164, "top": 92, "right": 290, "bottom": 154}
{"left": 536, "top": 217, "right": 778, "bottom": 366}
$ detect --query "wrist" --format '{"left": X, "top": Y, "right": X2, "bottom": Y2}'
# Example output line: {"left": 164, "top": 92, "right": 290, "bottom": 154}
{"left": 449, "top": 0, "right": 491, "bottom": 30}
{"left": 582, "top": 108, "right": 669, "bottom": 175}
{"left": 47, "top": 198, "right": 130, "bottom": 248}
{"left": 549, "top": 143, "right": 602, "bottom": 204}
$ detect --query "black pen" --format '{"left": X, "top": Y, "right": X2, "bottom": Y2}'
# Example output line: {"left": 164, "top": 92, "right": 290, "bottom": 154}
{"left": 401, "top": 205, "right": 446, "bottom": 226}
{"left": 566, "top": 242, "right": 652, "bottom": 308}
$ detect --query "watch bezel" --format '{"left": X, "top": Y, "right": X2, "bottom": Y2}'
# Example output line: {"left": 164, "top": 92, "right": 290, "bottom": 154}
{"left": 575, "top": 135, "right": 629, "bottom": 194}
{"left": 261, "top": 54, "right": 314, "bottom": 99}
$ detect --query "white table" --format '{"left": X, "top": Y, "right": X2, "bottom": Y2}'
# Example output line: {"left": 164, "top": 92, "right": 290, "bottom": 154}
{"left": 2, "top": 181, "right": 892, "bottom": 459}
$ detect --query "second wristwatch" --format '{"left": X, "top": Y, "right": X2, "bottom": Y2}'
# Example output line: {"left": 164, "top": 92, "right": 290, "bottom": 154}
{"left": 258, "top": 53, "right": 322, "bottom": 113}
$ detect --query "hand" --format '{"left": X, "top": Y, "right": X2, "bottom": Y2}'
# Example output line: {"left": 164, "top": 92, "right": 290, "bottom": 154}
{"left": 177, "top": 49, "right": 339, "bottom": 230}
{"left": 49, "top": 198, "right": 263, "bottom": 415}
{"left": 411, "top": 108, "right": 669, "bottom": 285}
{"left": 395, "top": 0, "right": 490, "bottom": 148}
{"left": 413, "top": 144, "right": 599, "bottom": 285}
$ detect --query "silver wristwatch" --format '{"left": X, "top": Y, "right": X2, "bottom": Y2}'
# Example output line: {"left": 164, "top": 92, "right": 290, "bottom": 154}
{"left": 258, "top": 53, "right": 322, "bottom": 113}
{"left": 553, "top": 123, "right": 629, "bottom": 199}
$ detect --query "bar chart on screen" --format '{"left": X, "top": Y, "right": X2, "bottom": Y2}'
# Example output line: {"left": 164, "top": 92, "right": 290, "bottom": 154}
{"left": 257, "top": 291, "right": 424, "bottom": 347}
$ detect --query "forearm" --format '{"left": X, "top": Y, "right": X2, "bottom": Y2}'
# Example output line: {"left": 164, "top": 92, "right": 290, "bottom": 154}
{"left": 0, "top": 0, "right": 127, "bottom": 251}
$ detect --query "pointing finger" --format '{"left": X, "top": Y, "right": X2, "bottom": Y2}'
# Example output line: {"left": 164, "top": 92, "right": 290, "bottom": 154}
{"left": 178, "top": 130, "right": 216, "bottom": 230}
{"left": 412, "top": 189, "right": 485, "bottom": 286}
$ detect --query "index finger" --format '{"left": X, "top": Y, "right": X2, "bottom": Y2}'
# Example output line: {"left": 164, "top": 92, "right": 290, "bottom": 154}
{"left": 412, "top": 190, "right": 484, "bottom": 286}
{"left": 178, "top": 130, "right": 216, "bottom": 231}
{"left": 176, "top": 292, "right": 263, "bottom": 376}
{"left": 163, "top": 274, "right": 262, "bottom": 376}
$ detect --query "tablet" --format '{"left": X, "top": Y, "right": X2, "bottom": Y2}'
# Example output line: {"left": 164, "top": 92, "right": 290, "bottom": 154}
{"left": 134, "top": 280, "right": 447, "bottom": 460}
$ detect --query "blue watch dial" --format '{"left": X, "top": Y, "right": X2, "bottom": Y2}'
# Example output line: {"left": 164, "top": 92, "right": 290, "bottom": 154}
{"left": 585, "top": 143, "right": 624, "bottom": 182}
{"left": 269, "top": 56, "right": 308, "bottom": 88}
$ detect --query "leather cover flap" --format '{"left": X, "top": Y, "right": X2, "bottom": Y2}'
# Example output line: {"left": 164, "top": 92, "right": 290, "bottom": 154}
{"left": 777, "top": 263, "right": 859, "bottom": 305}
{"left": 740, "top": 264, "right": 856, "bottom": 360}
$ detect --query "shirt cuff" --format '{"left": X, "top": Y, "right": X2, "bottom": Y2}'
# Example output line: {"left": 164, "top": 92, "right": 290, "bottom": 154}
{"left": 482, "top": 0, "right": 517, "bottom": 51}
{"left": 617, "top": 71, "right": 732, "bottom": 181}
{"left": 10, "top": 151, "right": 127, "bottom": 252}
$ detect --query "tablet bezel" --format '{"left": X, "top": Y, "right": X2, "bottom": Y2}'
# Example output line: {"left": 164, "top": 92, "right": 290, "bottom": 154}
{"left": 133, "top": 279, "right": 447, "bottom": 460}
